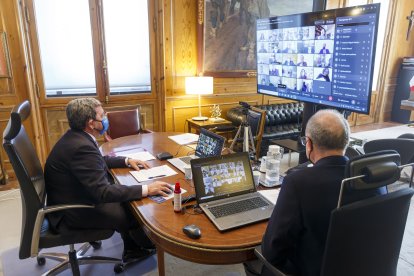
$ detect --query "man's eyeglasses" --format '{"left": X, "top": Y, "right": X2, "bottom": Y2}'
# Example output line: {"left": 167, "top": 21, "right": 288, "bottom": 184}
{"left": 299, "top": 136, "right": 309, "bottom": 146}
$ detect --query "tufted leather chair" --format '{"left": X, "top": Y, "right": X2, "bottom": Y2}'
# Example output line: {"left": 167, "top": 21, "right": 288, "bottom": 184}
{"left": 227, "top": 102, "right": 303, "bottom": 157}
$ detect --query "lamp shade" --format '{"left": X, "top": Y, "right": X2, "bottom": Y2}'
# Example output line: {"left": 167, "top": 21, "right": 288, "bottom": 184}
{"left": 185, "top": 77, "right": 213, "bottom": 95}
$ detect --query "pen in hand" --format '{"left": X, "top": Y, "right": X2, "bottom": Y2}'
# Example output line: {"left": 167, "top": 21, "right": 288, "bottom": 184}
{"left": 148, "top": 174, "right": 167, "bottom": 179}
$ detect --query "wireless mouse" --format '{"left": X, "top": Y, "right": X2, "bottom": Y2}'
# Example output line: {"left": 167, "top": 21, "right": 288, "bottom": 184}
{"left": 182, "top": 224, "right": 201, "bottom": 239}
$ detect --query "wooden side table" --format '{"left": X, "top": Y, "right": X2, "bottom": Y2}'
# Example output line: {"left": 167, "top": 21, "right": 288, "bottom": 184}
{"left": 186, "top": 118, "right": 235, "bottom": 140}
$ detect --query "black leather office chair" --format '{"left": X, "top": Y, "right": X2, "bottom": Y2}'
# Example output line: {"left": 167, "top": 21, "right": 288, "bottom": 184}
{"left": 255, "top": 150, "right": 414, "bottom": 276}
{"left": 2, "top": 101, "right": 122, "bottom": 275}
{"left": 363, "top": 138, "right": 414, "bottom": 186}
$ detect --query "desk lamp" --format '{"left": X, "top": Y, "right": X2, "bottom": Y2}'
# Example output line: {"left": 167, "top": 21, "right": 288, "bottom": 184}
{"left": 185, "top": 76, "right": 213, "bottom": 121}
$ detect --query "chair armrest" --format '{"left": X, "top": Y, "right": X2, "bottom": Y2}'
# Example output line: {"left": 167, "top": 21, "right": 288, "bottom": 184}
{"left": 254, "top": 245, "right": 287, "bottom": 276}
{"left": 31, "top": 204, "right": 94, "bottom": 257}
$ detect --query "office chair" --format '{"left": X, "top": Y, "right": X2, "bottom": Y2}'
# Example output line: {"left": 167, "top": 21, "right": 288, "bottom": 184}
{"left": 363, "top": 138, "right": 414, "bottom": 187}
{"left": 105, "top": 108, "right": 152, "bottom": 141}
{"left": 254, "top": 150, "right": 414, "bottom": 276}
{"left": 2, "top": 101, "right": 122, "bottom": 275}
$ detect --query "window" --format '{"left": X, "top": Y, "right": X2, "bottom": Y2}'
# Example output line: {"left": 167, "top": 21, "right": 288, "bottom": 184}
{"left": 30, "top": 0, "right": 152, "bottom": 98}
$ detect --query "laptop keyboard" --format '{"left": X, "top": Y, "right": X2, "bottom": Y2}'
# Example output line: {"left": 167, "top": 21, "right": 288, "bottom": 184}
{"left": 208, "top": 197, "right": 269, "bottom": 218}
{"left": 179, "top": 156, "right": 192, "bottom": 164}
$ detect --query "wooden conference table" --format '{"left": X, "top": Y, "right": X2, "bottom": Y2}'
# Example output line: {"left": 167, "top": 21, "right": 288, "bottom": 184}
{"left": 100, "top": 132, "right": 268, "bottom": 275}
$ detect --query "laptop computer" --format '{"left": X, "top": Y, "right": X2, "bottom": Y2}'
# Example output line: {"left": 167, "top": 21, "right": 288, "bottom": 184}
{"left": 190, "top": 152, "right": 275, "bottom": 231}
{"left": 168, "top": 128, "right": 225, "bottom": 173}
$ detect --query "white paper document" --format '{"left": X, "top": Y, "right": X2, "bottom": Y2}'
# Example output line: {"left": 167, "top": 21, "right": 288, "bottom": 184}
{"left": 123, "top": 151, "right": 156, "bottom": 161}
{"left": 168, "top": 133, "right": 199, "bottom": 145}
{"left": 258, "top": 189, "right": 280, "bottom": 205}
{"left": 129, "top": 165, "right": 177, "bottom": 183}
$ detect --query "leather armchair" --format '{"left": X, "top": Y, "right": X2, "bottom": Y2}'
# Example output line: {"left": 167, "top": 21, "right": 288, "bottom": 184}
{"left": 227, "top": 102, "right": 303, "bottom": 157}
{"left": 105, "top": 108, "right": 152, "bottom": 141}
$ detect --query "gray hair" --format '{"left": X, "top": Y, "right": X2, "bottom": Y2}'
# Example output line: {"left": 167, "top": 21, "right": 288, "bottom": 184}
{"left": 305, "top": 109, "right": 350, "bottom": 151}
{"left": 66, "top": 98, "right": 102, "bottom": 130}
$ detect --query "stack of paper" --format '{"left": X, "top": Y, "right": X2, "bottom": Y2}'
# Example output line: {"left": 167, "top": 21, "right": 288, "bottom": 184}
{"left": 122, "top": 151, "right": 155, "bottom": 161}
{"left": 129, "top": 165, "right": 177, "bottom": 183}
{"left": 168, "top": 133, "right": 199, "bottom": 145}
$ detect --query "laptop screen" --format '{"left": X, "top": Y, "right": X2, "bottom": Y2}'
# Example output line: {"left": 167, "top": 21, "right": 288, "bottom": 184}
{"left": 194, "top": 128, "right": 225, "bottom": 158}
{"left": 191, "top": 152, "right": 256, "bottom": 203}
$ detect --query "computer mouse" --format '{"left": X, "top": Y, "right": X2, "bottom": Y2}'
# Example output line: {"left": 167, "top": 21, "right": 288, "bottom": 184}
{"left": 182, "top": 224, "right": 201, "bottom": 239}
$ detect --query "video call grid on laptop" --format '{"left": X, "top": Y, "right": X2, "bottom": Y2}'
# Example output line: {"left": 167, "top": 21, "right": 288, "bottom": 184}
{"left": 168, "top": 128, "right": 225, "bottom": 173}
{"left": 190, "top": 152, "right": 274, "bottom": 231}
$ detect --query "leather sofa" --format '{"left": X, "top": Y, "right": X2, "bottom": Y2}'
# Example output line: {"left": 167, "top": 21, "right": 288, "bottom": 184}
{"left": 227, "top": 102, "right": 303, "bottom": 157}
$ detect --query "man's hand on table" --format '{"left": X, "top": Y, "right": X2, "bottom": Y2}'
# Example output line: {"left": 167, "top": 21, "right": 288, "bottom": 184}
{"left": 148, "top": 181, "right": 173, "bottom": 197}
{"left": 127, "top": 158, "right": 150, "bottom": 171}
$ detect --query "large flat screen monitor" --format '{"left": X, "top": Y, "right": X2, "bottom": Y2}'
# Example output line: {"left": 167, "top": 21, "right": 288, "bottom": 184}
{"left": 256, "top": 3, "right": 380, "bottom": 114}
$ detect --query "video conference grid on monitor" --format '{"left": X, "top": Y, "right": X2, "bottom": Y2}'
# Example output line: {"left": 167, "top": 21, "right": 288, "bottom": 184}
{"left": 256, "top": 4, "right": 379, "bottom": 114}
{"left": 198, "top": 160, "right": 251, "bottom": 201}
{"left": 195, "top": 132, "right": 223, "bottom": 157}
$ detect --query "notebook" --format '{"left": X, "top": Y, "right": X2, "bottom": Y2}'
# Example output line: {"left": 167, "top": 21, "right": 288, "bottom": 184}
{"left": 190, "top": 152, "right": 275, "bottom": 231}
{"left": 168, "top": 128, "right": 225, "bottom": 173}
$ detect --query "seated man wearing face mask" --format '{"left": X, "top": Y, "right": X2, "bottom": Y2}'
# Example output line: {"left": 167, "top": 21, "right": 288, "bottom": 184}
{"left": 44, "top": 98, "right": 172, "bottom": 262}
{"left": 245, "top": 109, "right": 385, "bottom": 276}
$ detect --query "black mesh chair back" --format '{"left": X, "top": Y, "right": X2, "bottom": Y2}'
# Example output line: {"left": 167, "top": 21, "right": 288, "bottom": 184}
{"left": 255, "top": 151, "right": 414, "bottom": 276}
{"left": 321, "top": 150, "right": 414, "bottom": 276}
{"left": 363, "top": 138, "right": 414, "bottom": 165}
{"left": 3, "top": 101, "right": 121, "bottom": 275}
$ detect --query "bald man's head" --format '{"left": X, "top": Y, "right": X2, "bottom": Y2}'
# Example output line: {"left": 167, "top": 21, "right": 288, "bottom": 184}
{"left": 305, "top": 109, "right": 350, "bottom": 151}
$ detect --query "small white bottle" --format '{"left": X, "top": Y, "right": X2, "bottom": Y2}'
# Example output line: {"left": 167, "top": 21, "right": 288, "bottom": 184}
{"left": 173, "top": 182, "right": 182, "bottom": 213}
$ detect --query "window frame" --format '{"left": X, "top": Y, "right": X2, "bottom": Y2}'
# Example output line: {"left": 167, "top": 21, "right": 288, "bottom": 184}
{"left": 24, "top": 0, "right": 158, "bottom": 104}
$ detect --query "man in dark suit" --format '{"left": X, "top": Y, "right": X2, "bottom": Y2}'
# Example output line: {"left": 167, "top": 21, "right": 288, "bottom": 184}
{"left": 244, "top": 109, "right": 384, "bottom": 276}
{"left": 44, "top": 98, "right": 172, "bottom": 262}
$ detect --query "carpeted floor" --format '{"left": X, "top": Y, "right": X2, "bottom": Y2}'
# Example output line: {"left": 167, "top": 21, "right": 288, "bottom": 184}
{"left": 1, "top": 232, "right": 244, "bottom": 276}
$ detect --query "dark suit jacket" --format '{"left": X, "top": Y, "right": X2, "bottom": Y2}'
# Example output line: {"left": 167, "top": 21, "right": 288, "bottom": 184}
{"left": 261, "top": 156, "right": 384, "bottom": 276}
{"left": 44, "top": 129, "right": 143, "bottom": 230}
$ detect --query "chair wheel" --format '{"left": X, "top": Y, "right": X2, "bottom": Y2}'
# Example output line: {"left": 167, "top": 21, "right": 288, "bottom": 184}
{"left": 114, "top": 263, "right": 124, "bottom": 273}
{"left": 90, "top": 241, "right": 102, "bottom": 249}
{"left": 37, "top": 256, "right": 46, "bottom": 266}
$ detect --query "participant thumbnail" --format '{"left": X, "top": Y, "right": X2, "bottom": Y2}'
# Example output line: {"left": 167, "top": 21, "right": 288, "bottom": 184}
{"left": 283, "top": 27, "right": 299, "bottom": 40}
{"left": 257, "top": 54, "right": 269, "bottom": 65}
{"left": 297, "top": 66, "right": 314, "bottom": 80}
{"left": 258, "top": 42, "right": 269, "bottom": 53}
{"left": 314, "top": 67, "right": 332, "bottom": 82}
{"left": 269, "top": 53, "right": 283, "bottom": 64}
{"left": 297, "top": 54, "right": 313, "bottom": 67}
{"left": 297, "top": 79, "right": 313, "bottom": 93}
{"left": 269, "top": 76, "right": 282, "bottom": 87}
{"left": 270, "top": 42, "right": 282, "bottom": 53}
{"left": 282, "top": 66, "right": 297, "bottom": 78}
{"left": 314, "top": 54, "right": 331, "bottom": 67}
{"left": 282, "top": 41, "right": 297, "bottom": 54}
{"left": 315, "top": 24, "right": 335, "bottom": 40}
{"left": 259, "top": 74, "right": 270, "bottom": 85}
{"left": 297, "top": 40, "right": 315, "bottom": 54}
{"left": 299, "top": 26, "right": 315, "bottom": 40}
{"left": 258, "top": 64, "right": 269, "bottom": 75}
{"left": 315, "top": 40, "right": 334, "bottom": 54}
{"left": 282, "top": 78, "right": 297, "bottom": 90}
{"left": 269, "top": 64, "right": 282, "bottom": 76}
{"left": 282, "top": 54, "right": 297, "bottom": 66}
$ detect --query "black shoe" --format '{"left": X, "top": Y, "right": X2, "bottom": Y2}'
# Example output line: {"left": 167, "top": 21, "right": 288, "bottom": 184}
{"left": 122, "top": 248, "right": 156, "bottom": 263}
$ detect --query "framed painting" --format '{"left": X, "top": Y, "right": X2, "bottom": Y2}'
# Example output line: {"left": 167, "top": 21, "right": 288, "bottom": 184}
{"left": 0, "top": 32, "right": 11, "bottom": 78}
{"left": 197, "top": 0, "right": 324, "bottom": 78}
